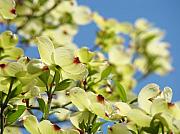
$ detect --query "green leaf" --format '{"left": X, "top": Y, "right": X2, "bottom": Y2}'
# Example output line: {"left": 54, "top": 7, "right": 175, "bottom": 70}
{"left": 54, "top": 69, "right": 60, "bottom": 84}
{"left": 79, "top": 120, "right": 86, "bottom": 131}
{"left": 0, "top": 91, "right": 6, "bottom": 107}
{"left": 115, "top": 81, "right": 127, "bottom": 102}
{"left": 101, "top": 65, "right": 112, "bottom": 80}
{"left": 6, "top": 105, "right": 26, "bottom": 125}
{"left": 91, "top": 122, "right": 106, "bottom": 133}
{"left": 39, "top": 70, "right": 50, "bottom": 85}
{"left": 151, "top": 113, "right": 171, "bottom": 131}
{"left": 88, "top": 69, "right": 98, "bottom": 76}
{"left": 9, "top": 84, "right": 22, "bottom": 99}
{"left": 37, "top": 98, "right": 46, "bottom": 113}
{"left": 141, "top": 123, "right": 160, "bottom": 134}
{"left": 0, "top": 55, "right": 9, "bottom": 60}
{"left": 54, "top": 79, "right": 73, "bottom": 92}
{"left": 38, "top": 0, "right": 47, "bottom": 5}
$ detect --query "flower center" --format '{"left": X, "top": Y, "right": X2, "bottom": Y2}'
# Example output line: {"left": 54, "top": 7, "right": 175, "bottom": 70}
{"left": 73, "top": 57, "right": 81, "bottom": 64}
{"left": 97, "top": 94, "right": 105, "bottom": 104}
{"left": 10, "top": 8, "right": 16, "bottom": 14}
{"left": 53, "top": 124, "right": 61, "bottom": 131}
{"left": 0, "top": 64, "right": 6, "bottom": 68}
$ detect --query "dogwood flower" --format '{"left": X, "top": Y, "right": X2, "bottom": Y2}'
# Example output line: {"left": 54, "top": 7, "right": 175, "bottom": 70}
{"left": 23, "top": 115, "right": 79, "bottom": 134}
{"left": 0, "top": 31, "right": 23, "bottom": 60}
{"left": 0, "top": 0, "right": 16, "bottom": 19}
{"left": 35, "top": 36, "right": 88, "bottom": 80}
{"left": 69, "top": 87, "right": 115, "bottom": 120}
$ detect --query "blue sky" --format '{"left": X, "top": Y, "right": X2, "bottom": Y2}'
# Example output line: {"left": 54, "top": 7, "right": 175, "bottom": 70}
{"left": 75, "top": 0, "right": 180, "bottom": 101}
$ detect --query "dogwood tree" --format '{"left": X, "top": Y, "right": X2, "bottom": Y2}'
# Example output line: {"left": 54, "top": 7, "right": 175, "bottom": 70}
{"left": 0, "top": 0, "right": 179, "bottom": 134}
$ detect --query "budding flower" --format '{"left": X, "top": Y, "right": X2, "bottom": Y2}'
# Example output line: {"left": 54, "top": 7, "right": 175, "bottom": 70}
{"left": 76, "top": 47, "right": 94, "bottom": 63}
{"left": 27, "top": 59, "right": 47, "bottom": 74}
{"left": 0, "top": 31, "right": 18, "bottom": 49}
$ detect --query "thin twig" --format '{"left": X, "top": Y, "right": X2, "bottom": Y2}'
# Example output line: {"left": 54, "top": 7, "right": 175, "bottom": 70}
{"left": 30, "top": 102, "right": 72, "bottom": 110}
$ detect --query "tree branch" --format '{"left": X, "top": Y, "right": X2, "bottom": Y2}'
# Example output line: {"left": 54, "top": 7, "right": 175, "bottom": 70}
{"left": 1, "top": 78, "right": 15, "bottom": 134}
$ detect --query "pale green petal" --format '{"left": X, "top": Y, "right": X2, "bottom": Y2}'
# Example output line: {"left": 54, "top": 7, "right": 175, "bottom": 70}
{"left": 150, "top": 99, "right": 168, "bottom": 116}
{"left": 27, "top": 59, "right": 46, "bottom": 74}
{"left": 108, "top": 123, "right": 130, "bottom": 134}
{"left": 54, "top": 47, "right": 88, "bottom": 80}
{"left": 93, "top": 12, "right": 105, "bottom": 29}
{"left": 39, "top": 120, "right": 62, "bottom": 134}
{"left": 62, "top": 63, "right": 87, "bottom": 75}
{"left": 3, "top": 47, "right": 24, "bottom": 60}
{"left": 138, "top": 83, "right": 160, "bottom": 113}
{"left": 54, "top": 47, "right": 74, "bottom": 67}
{"left": 35, "top": 36, "right": 55, "bottom": 65}
{"left": 134, "top": 57, "right": 147, "bottom": 74}
{"left": 4, "top": 127, "right": 22, "bottom": 134}
{"left": 0, "top": 0, "right": 16, "bottom": 19}
{"left": 24, "top": 86, "right": 40, "bottom": 98}
{"left": 70, "top": 111, "right": 92, "bottom": 129}
{"left": 73, "top": 6, "right": 92, "bottom": 25}
{"left": 127, "top": 109, "right": 152, "bottom": 127}
{"left": 43, "top": 25, "right": 78, "bottom": 46}
{"left": 139, "top": 29, "right": 164, "bottom": 43}
{"left": 154, "top": 58, "right": 173, "bottom": 76}
{"left": 62, "top": 129, "right": 79, "bottom": 134}
{"left": 76, "top": 47, "right": 94, "bottom": 63}
{"left": 168, "top": 103, "right": 180, "bottom": 120}
{"left": 69, "top": 87, "right": 113, "bottom": 119}
{"left": 117, "top": 23, "right": 133, "bottom": 34}
{"left": 56, "top": 0, "right": 77, "bottom": 13}
{"left": 69, "top": 87, "right": 90, "bottom": 111}
{"left": 126, "top": 122, "right": 138, "bottom": 134}
{"left": 114, "top": 102, "right": 131, "bottom": 116}
{"left": 87, "top": 92, "right": 114, "bottom": 120}
{"left": 157, "top": 87, "right": 172, "bottom": 102}
{"left": 23, "top": 115, "right": 78, "bottom": 134}
{"left": 135, "top": 18, "right": 151, "bottom": 31}
{"left": 39, "top": 123, "right": 80, "bottom": 134}
{"left": 172, "top": 119, "right": 180, "bottom": 133}
{"left": 62, "top": 68, "right": 88, "bottom": 80}
{"left": 90, "top": 102, "right": 109, "bottom": 120}
{"left": 146, "top": 42, "right": 170, "bottom": 57}
{"left": 23, "top": 115, "right": 40, "bottom": 134}
{"left": 54, "top": 108, "right": 70, "bottom": 121}
{"left": 19, "top": 20, "right": 43, "bottom": 38}
{"left": 109, "top": 45, "right": 132, "bottom": 66}
{"left": 0, "top": 62, "right": 25, "bottom": 77}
